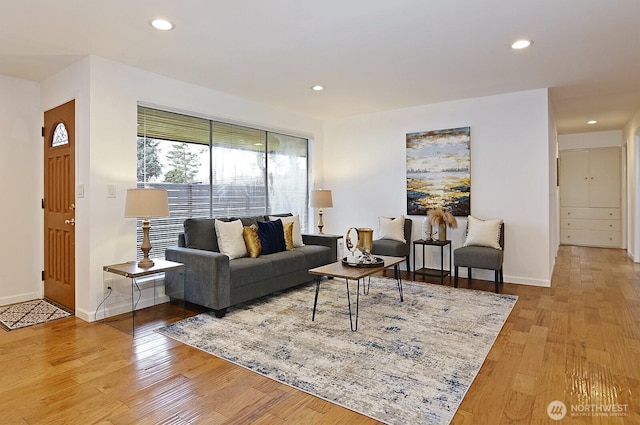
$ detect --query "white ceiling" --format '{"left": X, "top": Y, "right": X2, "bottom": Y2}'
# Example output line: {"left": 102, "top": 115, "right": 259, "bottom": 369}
{"left": 1, "top": 0, "right": 639, "bottom": 134}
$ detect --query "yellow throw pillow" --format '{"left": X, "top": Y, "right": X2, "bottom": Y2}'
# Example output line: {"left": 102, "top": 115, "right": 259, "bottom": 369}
{"left": 284, "top": 221, "right": 295, "bottom": 250}
{"left": 243, "top": 224, "right": 262, "bottom": 258}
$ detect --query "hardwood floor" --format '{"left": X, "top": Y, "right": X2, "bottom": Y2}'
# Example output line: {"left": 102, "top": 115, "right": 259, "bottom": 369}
{"left": 1, "top": 245, "right": 638, "bottom": 424}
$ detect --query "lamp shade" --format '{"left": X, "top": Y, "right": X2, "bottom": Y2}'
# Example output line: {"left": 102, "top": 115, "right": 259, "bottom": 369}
{"left": 124, "top": 188, "right": 169, "bottom": 218}
{"left": 309, "top": 189, "right": 333, "bottom": 208}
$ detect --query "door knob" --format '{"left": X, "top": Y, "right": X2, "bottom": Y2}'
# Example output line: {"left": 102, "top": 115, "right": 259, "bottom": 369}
{"left": 64, "top": 218, "right": 75, "bottom": 226}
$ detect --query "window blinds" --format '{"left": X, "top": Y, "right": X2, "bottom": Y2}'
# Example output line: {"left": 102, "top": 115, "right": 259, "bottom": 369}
{"left": 137, "top": 106, "right": 210, "bottom": 145}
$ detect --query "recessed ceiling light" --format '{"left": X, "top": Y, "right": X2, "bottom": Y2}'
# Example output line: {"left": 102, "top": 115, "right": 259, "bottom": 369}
{"left": 511, "top": 39, "right": 533, "bottom": 50}
{"left": 151, "top": 18, "right": 174, "bottom": 31}
{"left": 311, "top": 85, "right": 324, "bottom": 91}
{"left": 587, "top": 120, "right": 597, "bottom": 125}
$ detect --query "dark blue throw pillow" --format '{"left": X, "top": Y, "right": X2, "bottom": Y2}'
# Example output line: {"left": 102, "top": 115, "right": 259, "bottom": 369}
{"left": 257, "top": 219, "right": 286, "bottom": 255}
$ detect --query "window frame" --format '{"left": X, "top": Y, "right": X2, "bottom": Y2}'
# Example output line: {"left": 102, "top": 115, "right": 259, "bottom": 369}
{"left": 136, "top": 106, "right": 310, "bottom": 259}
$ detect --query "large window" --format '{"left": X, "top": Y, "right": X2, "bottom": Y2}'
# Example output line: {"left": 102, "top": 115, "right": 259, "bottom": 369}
{"left": 137, "top": 106, "right": 309, "bottom": 259}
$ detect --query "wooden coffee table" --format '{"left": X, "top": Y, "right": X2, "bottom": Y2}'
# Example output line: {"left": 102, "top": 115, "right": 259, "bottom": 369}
{"left": 309, "top": 255, "right": 405, "bottom": 331}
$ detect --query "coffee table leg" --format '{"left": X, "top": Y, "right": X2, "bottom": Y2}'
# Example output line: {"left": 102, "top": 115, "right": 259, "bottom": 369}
{"left": 345, "top": 278, "right": 360, "bottom": 331}
{"left": 312, "top": 276, "right": 321, "bottom": 321}
{"left": 395, "top": 265, "right": 404, "bottom": 302}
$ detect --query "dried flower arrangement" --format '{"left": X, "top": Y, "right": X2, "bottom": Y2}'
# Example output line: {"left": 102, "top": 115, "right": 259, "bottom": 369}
{"left": 427, "top": 208, "right": 458, "bottom": 241}
{"left": 427, "top": 208, "right": 458, "bottom": 229}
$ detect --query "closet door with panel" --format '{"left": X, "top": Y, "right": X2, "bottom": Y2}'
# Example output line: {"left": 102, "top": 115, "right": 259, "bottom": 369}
{"left": 560, "top": 147, "right": 621, "bottom": 248}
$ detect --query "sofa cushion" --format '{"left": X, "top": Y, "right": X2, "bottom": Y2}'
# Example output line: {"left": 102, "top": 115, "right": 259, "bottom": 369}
{"left": 296, "top": 245, "right": 333, "bottom": 269}
{"left": 232, "top": 215, "right": 268, "bottom": 227}
{"left": 454, "top": 245, "right": 504, "bottom": 269}
{"left": 257, "top": 219, "right": 287, "bottom": 255}
{"left": 215, "top": 219, "right": 248, "bottom": 259}
{"left": 184, "top": 218, "right": 219, "bottom": 252}
{"left": 372, "top": 238, "right": 410, "bottom": 257}
{"left": 229, "top": 257, "right": 273, "bottom": 287}
{"left": 265, "top": 250, "right": 307, "bottom": 275}
{"left": 268, "top": 213, "right": 293, "bottom": 219}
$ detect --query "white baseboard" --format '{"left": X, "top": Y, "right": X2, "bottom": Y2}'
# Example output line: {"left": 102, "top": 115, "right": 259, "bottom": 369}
{"left": 101, "top": 294, "right": 170, "bottom": 318}
{"left": 75, "top": 308, "right": 92, "bottom": 322}
{"left": 0, "top": 291, "right": 41, "bottom": 306}
{"left": 453, "top": 269, "right": 551, "bottom": 287}
{"left": 504, "top": 276, "right": 551, "bottom": 287}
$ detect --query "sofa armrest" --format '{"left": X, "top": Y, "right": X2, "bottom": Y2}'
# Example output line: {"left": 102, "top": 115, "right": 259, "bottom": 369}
{"left": 302, "top": 234, "right": 342, "bottom": 260}
{"left": 165, "top": 246, "right": 231, "bottom": 311}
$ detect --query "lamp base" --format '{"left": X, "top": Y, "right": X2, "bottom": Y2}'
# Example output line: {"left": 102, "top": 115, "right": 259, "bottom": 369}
{"left": 138, "top": 219, "right": 155, "bottom": 268}
{"left": 317, "top": 209, "right": 325, "bottom": 234}
{"left": 137, "top": 257, "right": 155, "bottom": 268}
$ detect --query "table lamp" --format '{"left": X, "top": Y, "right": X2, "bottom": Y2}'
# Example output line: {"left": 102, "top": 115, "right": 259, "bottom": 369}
{"left": 309, "top": 189, "right": 333, "bottom": 234}
{"left": 124, "top": 188, "right": 169, "bottom": 268}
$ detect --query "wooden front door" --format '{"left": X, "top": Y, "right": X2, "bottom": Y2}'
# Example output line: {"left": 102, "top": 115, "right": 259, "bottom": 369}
{"left": 44, "top": 100, "right": 76, "bottom": 311}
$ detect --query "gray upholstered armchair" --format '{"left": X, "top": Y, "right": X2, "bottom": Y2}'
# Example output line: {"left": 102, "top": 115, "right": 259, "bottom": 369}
{"left": 371, "top": 218, "right": 413, "bottom": 272}
{"left": 453, "top": 220, "right": 504, "bottom": 293}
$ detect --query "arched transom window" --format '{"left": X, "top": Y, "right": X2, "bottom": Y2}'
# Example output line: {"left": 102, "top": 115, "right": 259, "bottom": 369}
{"left": 52, "top": 122, "right": 69, "bottom": 147}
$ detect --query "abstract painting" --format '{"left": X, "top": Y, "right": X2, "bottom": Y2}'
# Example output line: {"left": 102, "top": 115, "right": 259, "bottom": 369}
{"left": 406, "top": 127, "right": 470, "bottom": 216}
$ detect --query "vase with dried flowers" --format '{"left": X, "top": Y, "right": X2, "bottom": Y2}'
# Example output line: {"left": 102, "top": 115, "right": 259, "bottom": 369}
{"left": 427, "top": 208, "right": 458, "bottom": 241}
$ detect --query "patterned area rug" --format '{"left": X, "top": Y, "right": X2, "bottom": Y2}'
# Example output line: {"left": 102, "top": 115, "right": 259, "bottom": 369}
{"left": 0, "top": 299, "right": 72, "bottom": 331}
{"left": 157, "top": 276, "right": 518, "bottom": 425}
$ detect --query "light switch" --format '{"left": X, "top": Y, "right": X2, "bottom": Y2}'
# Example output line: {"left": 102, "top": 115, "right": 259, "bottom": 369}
{"left": 107, "top": 184, "right": 116, "bottom": 198}
{"left": 77, "top": 184, "right": 84, "bottom": 198}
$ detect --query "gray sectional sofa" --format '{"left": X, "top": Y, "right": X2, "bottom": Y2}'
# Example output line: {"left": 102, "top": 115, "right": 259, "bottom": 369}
{"left": 165, "top": 214, "right": 336, "bottom": 318}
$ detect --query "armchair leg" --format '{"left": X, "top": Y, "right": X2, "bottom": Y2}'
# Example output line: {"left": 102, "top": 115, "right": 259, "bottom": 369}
{"left": 494, "top": 270, "right": 500, "bottom": 293}
{"left": 406, "top": 256, "right": 411, "bottom": 273}
{"left": 468, "top": 268, "right": 472, "bottom": 283}
{"left": 454, "top": 266, "right": 459, "bottom": 288}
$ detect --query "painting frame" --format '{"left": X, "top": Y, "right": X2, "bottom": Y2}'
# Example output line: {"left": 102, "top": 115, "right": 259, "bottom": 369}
{"left": 406, "top": 127, "right": 470, "bottom": 216}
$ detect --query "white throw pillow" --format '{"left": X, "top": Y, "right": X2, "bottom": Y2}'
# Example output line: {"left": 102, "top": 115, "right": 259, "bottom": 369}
{"left": 463, "top": 216, "right": 503, "bottom": 250}
{"left": 378, "top": 215, "right": 406, "bottom": 243}
{"left": 215, "top": 219, "right": 248, "bottom": 259}
{"left": 269, "top": 215, "right": 304, "bottom": 247}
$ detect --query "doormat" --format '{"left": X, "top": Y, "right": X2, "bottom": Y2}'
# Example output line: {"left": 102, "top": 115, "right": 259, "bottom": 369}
{"left": 0, "top": 299, "right": 72, "bottom": 331}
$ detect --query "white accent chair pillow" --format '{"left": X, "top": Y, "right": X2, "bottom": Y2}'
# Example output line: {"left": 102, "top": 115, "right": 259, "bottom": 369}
{"left": 269, "top": 215, "right": 304, "bottom": 247}
{"left": 378, "top": 215, "right": 406, "bottom": 243}
{"left": 463, "top": 216, "right": 503, "bottom": 250}
{"left": 215, "top": 219, "right": 248, "bottom": 259}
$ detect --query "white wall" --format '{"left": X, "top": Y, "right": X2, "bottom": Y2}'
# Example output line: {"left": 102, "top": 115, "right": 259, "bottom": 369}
{"left": 624, "top": 108, "right": 640, "bottom": 261}
{"left": 39, "top": 56, "right": 324, "bottom": 321}
{"left": 558, "top": 130, "right": 623, "bottom": 150}
{"left": 323, "top": 89, "right": 553, "bottom": 287}
{"left": 548, "top": 98, "right": 559, "bottom": 278}
{"left": 2, "top": 56, "right": 558, "bottom": 318}
{"left": 0, "top": 75, "right": 42, "bottom": 305}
